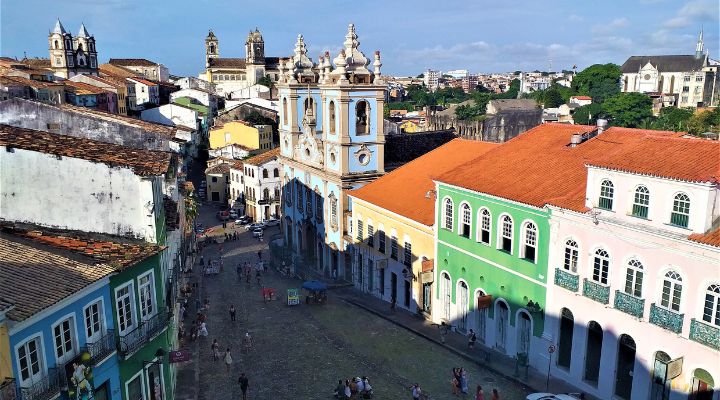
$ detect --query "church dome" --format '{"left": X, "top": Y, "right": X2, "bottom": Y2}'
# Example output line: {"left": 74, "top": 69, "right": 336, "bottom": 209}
{"left": 247, "top": 28, "right": 263, "bottom": 42}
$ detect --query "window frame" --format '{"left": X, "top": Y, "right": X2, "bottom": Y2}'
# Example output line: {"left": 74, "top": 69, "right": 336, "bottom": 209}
{"left": 15, "top": 335, "right": 44, "bottom": 386}
{"left": 660, "top": 270, "right": 683, "bottom": 312}
{"left": 598, "top": 179, "right": 614, "bottom": 210}
{"left": 83, "top": 298, "right": 105, "bottom": 343}
{"left": 670, "top": 192, "right": 690, "bottom": 228}
{"left": 478, "top": 208, "right": 491, "bottom": 245}
{"left": 459, "top": 202, "right": 472, "bottom": 238}
{"left": 137, "top": 270, "right": 156, "bottom": 321}
{"left": 702, "top": 284, "right": 720, "bottom": 326}
{"left": 443, "top": 197, "right": 454, "bottom": 231}
{"left": 591, "top": 248, "right": 610, "bottom": 285}
{"left": 498, "top": 214, "right": 514, "bottom": 254}
{"left": 521, "top": 220, "right": 538, "bottom": 263}
{"left": 403, "top": 239, "right": 412, "bottom": 267}
{"left": 51, "top": 313, "right": 77, "bottom": 364}
{"left": 563, "top": 239, "right": 579, "bottom": 273}
{"left": 356, "top": 219, "right": 364, "bottom": 242}
{"left": 367, "top": 222, "right": 374, "bottom": 248}
{"left": 378, "top": 228, "right": 386, "bottom": 254}
{"left": 631, "top": 185, "right": 650, "bottom": 219}
{"left": 115, "top": 282, "right": 136, "bottom": 336}
{"left": 624, "top": 258, "right": 644, "bottom": 298}
{"left": 390, "top": 233, "right": 399, "bottom": 260}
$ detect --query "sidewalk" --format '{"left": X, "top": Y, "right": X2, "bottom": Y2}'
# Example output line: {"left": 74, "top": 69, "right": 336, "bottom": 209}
{"left": 335, "top": 287, "right": 596, "bottom": 399}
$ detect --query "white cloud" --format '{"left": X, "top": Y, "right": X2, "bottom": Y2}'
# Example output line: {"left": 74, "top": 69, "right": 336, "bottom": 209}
{"left": 662, "top": 0, "right": 719, "bottom": 29}
{"left": 592, "top": 18, "right": 629, "bottom": 34}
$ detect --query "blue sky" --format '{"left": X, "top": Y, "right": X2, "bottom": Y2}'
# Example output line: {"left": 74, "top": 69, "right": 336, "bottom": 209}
{"left": 2, "top": 0, "right": 718, "bottom": 76}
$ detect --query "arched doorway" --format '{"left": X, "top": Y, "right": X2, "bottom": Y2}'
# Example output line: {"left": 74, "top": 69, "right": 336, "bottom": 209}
{"left": 495, "top": 301, "right": 509, "bottom": 353}
{"left": 650, "top": 351, "right": 671, "bottom": 400}
{"left": 614, "top": 334, "right": 637, "bottom": 400}
{"left": 457, "top": 281, "right": 469, "bottom": 332}
{"left": 557, "top": 308, "right": 574, "bottom": 369}
{"left": 441, "top": 272, "right": 451, "bottom": 321}
{"left": 690, "top": 368, "right": 715, "bottom": 400}
{"left": 517, "top": 311, "right": 532, "bottom": 355}
{"left": 475, "top": 290, "right": 488, "bottom": 343}
{"left": 584, "top": 321, "right": 603, "bottom": 385}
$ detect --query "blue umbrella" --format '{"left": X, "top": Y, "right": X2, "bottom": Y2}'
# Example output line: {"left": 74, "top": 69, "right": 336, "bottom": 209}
{"left": 302, "top": 280, "right": 327, "bottom": 291}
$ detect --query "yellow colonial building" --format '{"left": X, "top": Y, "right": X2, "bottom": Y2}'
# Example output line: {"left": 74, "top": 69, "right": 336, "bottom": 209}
{"left": 209, "top": 121, "right": 274, "bottom": 153}
{"left": 349, "top": 139, "right": 497, "bottom": 317}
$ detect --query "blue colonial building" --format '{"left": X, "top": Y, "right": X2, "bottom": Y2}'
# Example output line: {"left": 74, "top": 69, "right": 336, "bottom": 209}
{"left": 278, "top": 24, "right": 387, "bottom": 279}
{"left": 0, "top": 230, "right": 123, "bottom": 400}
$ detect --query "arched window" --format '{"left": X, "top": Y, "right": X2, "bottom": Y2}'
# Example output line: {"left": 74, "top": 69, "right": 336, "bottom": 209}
{"left": 296, "top": 181, "right": 304, "bottom": 212}
{"left": 563, "top": 239, "right": 579, "bottom": 273}
{"left": 282, "top": 98, "right": 288, "bottom": 125}
{"left": 702, "top": 284, "right": 720, "bottom": 326}
{"left": 262, "top": 169, "right": 268, "bottom": 178}
{"left": 599, "top": 180, "right": 614, "bottom": 210}
{"left": 315, "top": 192, "right": 323, "bottom": 223}
{"left": 329, "top": 100, "right": 336, "bottom": 134}
{"left": 522, "top": 222, "right": 537, "bottom": 263}
{"left": 54, "top": 40, "right": 59, "bottom": 49}
{"left": 262, "top": 188, "right": 270, "bottom": 200}
{"left": 500, "top": 215, "right": 513, "bottom": 253}
{"left": 443, "top": 198, "right": 454, "bottom": 230}
{"left": 305, "top": 187, "right": 312, "bottom": 216}
{"left": 355, "top": 100, "right": 369, "bottom": 135}
{"left": 478, "top": 208, "right": 491, "bottom": 245}
{"left": 329, "top": 193, "right": 338, "bottom": 227}
{"left": 378, "top": 229, "right": 386, "bottom": 254}
{"left": 624, "top": 259, "right": 644, "bottom": 297}
{"left": 209, "top": 44, "right": 215, "bottom": 54}
{"left": 660, "top": 270, "right": 682, "bottom": 312}
{"left": 460, "top": 203, "right": 471, "bottom": 238}
{"left": 367, "top": 223, "right": 374, "bottom": 247}
{"left": 592, "top": 249, "right": 610, "bottom": 285}
{"left": 273, "top": 168, "right": 279, "bottom": 178}
{"left": 632, "top": 186, "right": 650, "bottom": 218}
{"left": 670, "top": 193, "right": 690, "bottom": 228}
{"left": 304, "top": 97, "right": 315, "bottom": 119}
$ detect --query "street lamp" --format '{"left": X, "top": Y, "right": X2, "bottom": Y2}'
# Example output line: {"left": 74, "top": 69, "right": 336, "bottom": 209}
{"left": 143, "top": 348, "right": 166, "bottom": 367}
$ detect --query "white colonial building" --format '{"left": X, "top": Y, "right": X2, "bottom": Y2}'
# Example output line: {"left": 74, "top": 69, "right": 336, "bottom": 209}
{"left": 620, "top": 30, "right": 719, "bottom": 108}
{"left": 229, "top": 149, "right": 282, "bottom": 221}
{"left": 279, "top": 24, "right": 386, "bottom": 279}
{"left": 546, "top": 136, "right": 720, "bottom": 400}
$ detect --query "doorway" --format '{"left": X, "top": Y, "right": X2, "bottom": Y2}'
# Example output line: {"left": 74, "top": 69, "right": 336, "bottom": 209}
{"left": 557, "top": 308, "right": 574, "bottom": 369}
{"left": 496, "top": 301, "right": 509, "bottom": 353}
{"left": 650, "top": 351, "right": 671, "bottom": 400}
{"left": 404, "top": 279, "right": 411, "bottom": 308}
{"left": 441, "top": 272, "right": 451, "bottom": 320}
{"left": 690, "top": 368, "right": 715, "bottom": 400}
{"left": 475, "top": 291, "right": 487, "bottom": 342}
{"left": 614, "top": 334, "right": 636, "bottom": 400}
{"left": 457, "top": 282, "right": 469, "bottom": 332}
{"left": 517, "top": 311, "right": 531, "bottom": 355}
{"left": 584, "top": 321, "right": 603, "bottom": 385}
{"left": 391, "top": 272, "right": 398, "bottom": 305}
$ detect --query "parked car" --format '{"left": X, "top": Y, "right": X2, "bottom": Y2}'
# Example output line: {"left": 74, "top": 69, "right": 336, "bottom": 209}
{"left": 229, "top": 210, "right": 238, "bottom": 219}
{"left": 236, "top": 215, "right": 251, "bottom": 225}
{"left": 264, "top": 218, "right": 280, "bottom": 227}
{"left": 216, "top": 211, "right": 230, "bottom": 221}
{"left": 252, "top": 228, "right": 264, "bottom": 238}
{"left": 526, "top": 393, "right": 584, "bottom": 400}
{"left": 245, "top": 222, "right": 266, "bottom": 231}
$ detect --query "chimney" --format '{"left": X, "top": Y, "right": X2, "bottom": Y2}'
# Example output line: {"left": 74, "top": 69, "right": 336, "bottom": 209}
{"left": 596, "top": 118, "right": 607, "bottom": 135}
{"left": 570, "top": 133, "right": 582, "bottom": 147}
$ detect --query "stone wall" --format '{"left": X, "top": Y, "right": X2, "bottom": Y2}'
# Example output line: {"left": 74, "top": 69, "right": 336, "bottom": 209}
{"left": 384, "top": 129, "right": 457, "bottom": 171}
{"left": 427, "top": 109, "right": 541, "bottom": 143}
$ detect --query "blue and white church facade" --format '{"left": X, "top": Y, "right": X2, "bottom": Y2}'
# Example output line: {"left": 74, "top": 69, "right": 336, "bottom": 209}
{"left": 278, "top": 24, "right": 387, "bottom": 279}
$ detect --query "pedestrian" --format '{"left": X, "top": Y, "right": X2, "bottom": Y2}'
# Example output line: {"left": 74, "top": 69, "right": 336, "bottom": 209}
{"left": 410, "top": 383, "right": 422, "bottom": 400}
{"left": 211, "top": 339, "right": 220, "bottom": 361}
{"left": 468, "top": 329, "right": 477, "bottom": 349}
{"left": 242, "top": 332, "right": 253, "bottom": 353}
{"left": 390, "top": 296, "right": 397, "bottom": 312}
{"left": 257, "top": 250, "right": 262, "bottom": 260}
{"left": 238, "top": 373, "right": 249, "bottom": 400}
{"left": 198, "top": 321, "right": 208, "bottom": 338}
{"left": 255, "top": 270, "right": 261, "bottom": 286}
{"left": 236, "top": 263, "right": 242, "bottom": 280}
{"left": 475, "top": 385, "right": 485, "bottom": 400}
{"left": 491, "top": 388, "right": 500, "bottom": 400}
{"left": 195, "top": 297, "right": 201, "bottom": 311}
{"left": 334, "top": 379, "right": 345, "bottom": 399}
{"left": 199, "top": 255, "right": 205, "bottom": 266}
{"left": 177, "top": 325, "right": 185, "bottom": 343}
{"left": 439, "top": 322, "right": 449, "bottom": 344}
{"left": 451, "top": 368, "right": 460, "bottom": 395}
{"left": 344, "top": 380, "right": 352, "bottom": 399}
{"left": 460, "top": 367, "right": 469, "bottom": 394}
{"left": 262, "top": 260, "right": 268, "bottom": 273}
{"left": 229, "top": 305, "right": 236, "bottom": 321}
{"left": 203, "top": 299, "right": 210, "bottom": 311}
{"left": 223, "top": 348, "right": 233, "bottom": 372}
{"left": 179, "top": 304, "right": 186, "bottom": 322}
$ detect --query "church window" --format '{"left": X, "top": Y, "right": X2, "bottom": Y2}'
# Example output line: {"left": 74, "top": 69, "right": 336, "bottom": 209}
{"left": 77, "top": 43, "right": 83, "bottom": 51}
{"left": 329, "top": 100, "right": 336, "bottom": 134}
{"left": 54, "top": 40, "right": 59, "bottom": 49}
{"left": 282, "top": 98, "right": 288, "bottom": 125}
{"left": 304, "top": 97, "right": 315, "bottom": 120}
{"left": 296, "top": 181, "right": 303, "bottom": 212}
{"left": 355, "top": 100, "right": 370, "bottom": 135}
{"left": 262, "top": 169, "right": 268, "bottom": 179}
{"left": 315, "top": 192, "right": 323, "bottom": 223}
{"left": 209, "top": 44, "right": 215, "bottom": 54}
{"left": 231, "top": 75, "right": 236, "bottom": 81}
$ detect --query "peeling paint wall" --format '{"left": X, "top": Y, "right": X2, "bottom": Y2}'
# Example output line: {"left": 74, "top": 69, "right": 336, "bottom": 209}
{"left": 0, "top": 148, "right": 158, "bottom": 242}
{"left": 0, "top": 98, "right": 172, "bottom": 152}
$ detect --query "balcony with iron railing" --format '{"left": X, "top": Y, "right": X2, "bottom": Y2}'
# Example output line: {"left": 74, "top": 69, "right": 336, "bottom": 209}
{"left": 18, "top": 368, "right": 66, "bottom": 400}
{"left": 582, "top": 278, "right": 610, "bottom": 304}
{"left": 614, "top": 290, "right": 645, "bottom": 318}
{"left": 117, "top": 312, "right": 170, "bottom": 359}
{"left": 83, "top": 329, "right": 116, "bottom": 365}
{"left": 554, "top": 268, "right": 579, "bottom": 292}
{"left": 0, "top": 378, "right": 16, "bottom": 400}
{"left": 689, "top": 318, "right": 720, "bottom": 350}
{"left": 649, "top": 303, "right": 684, "bottom": 333}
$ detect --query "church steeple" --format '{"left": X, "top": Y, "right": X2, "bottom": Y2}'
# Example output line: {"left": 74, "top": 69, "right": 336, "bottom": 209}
{"left": 695, "top": 27, "right": 704, "bottom": 59}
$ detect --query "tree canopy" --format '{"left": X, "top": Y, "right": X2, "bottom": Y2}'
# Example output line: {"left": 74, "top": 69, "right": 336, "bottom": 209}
{"left": 601, "top": 92, "right": 653, "bottom": 128}
{"left": 571, "top": 63, "right": 621, "bottom": 103}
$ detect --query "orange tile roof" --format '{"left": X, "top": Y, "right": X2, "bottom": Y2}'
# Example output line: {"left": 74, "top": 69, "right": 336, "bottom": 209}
{"left": 99, "top": 63, "right": 138, "bottom": 78}
{"left": 0, "top": 75, "right": 62, "bottom": 89}
{"left": 0, "top": 124, "right": 172, "bottom": 176}
{"left": 688, "top": 227, "right": 720, "bottom": 247}
{"left": 351, "top": 139, "right": 499, "bottom": 226}
{"left": 205, "top": 163, "right": 230, "bottom": 175}
{"left": 243, "top": 148, "right": 280, "bottom": 166}
{"left": 436, "top": 124, "right": 715, "bottom": 213}
{"left": 572, "top": 96, "right": 592, "bottom": 100}
{"left": 130, "top": 77, "right": 158, "bottom": 86}
{"left": 64, "top": 80, "right": 111, "bottom": 95}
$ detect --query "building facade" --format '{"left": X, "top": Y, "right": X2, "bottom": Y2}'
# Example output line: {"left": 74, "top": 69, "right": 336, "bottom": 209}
{"left": 109, "top": 59, "right": 169, "bottom": 82}
{"left": 209, "top": 121, "right": 273, "bottom": 152}
{"left": 48, "top": 20, "right": 98, "bottom": 79}
{"left": 279, "top": 24, "right": 386, "bottom": 279}
{"left": 237, "top": 149, "right": 281, "bottom": 221}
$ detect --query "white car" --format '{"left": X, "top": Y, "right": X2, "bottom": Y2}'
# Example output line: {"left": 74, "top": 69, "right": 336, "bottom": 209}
{"left": 526, "top": 393, "right": 583, "bottom": 400}
{"left": 245, "top": 222, "right": 266, "bottom": 231}
{"left": 252, "top": 228, "right": 264, "bottom": 238}
{"left": 264, "top": 218, "right": 280, "bottom": 227}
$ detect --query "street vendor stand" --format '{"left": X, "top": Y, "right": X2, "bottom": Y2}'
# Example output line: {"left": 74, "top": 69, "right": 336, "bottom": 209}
{"left": 302, "top": 280, "right": 328, "bottom": 304}
{"left": 204, "top": 259, "right": 220, "bottom": 275}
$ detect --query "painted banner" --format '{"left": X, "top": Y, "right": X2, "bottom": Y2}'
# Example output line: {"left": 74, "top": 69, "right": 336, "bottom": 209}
{"left": 287, "top": 288, "right": 300, "bottom": 306}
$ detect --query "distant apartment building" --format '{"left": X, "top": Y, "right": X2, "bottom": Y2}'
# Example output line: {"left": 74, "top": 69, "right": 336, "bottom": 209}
{"left": 109, "top": 58, "right": 169, "bottom": 82}
{"left": 461, "top": 74, "right": 479, "bottom": 93}
{"left": 424, "top": 69, "right": 440, "bottom": 91}
{"left": 520, "top": 72, "right": 551, "bottom": 94}
{"left": 445, "top": 69, "right": 469, "bottom": 79}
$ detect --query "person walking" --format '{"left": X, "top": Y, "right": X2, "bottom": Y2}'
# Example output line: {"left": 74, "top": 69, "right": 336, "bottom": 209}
{"left": 439, "top": 322, "right": 449, "bottom": 344}
{"left": 257, "top": 250, "right": 262, "bottom": 260}
{"left": 468, "top": 329, "right": 477, "bottom": 349}
{"left": 491, "top": 388, "right": 500, "bottom": 400}
{"left": 238, "top": 373, "right": 249, "bottom": 400}
{"left": 229, "top": 305, "right": 236, "bottom": 322}
{"left": 460, "top": 368, "right": 469, "bottom": 395}
{"left": 451, "top": 368, "right": 460, "bottom": 396}
{"left": 198, "top": 321, "right": 208, "bottom": 338}
{"left": 475, "top": 385, "right": 485, "bottom": 400}
{"left": 211, "top": 339, "right": 220, "bottom": 361}
{"left": 223, "top": 348, "right": 233, "bottom": 372}
{"left": 410, "top": 383, "right": 422, "bottom": 400}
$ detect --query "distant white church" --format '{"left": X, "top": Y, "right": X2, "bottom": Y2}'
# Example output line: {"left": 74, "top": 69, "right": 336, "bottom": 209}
{"left": 620, "top": 29, "right": 719, "bottom": 108}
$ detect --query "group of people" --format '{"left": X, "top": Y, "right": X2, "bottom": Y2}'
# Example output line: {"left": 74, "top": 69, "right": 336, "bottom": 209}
{"left": 334, "top": 377, "right": 373, "bottom": 399}
{"left": 224, "top": 231, "right": 240, "bottom": 241}
{"left": 451, "top": 367, "right": 469, "bottom": 395}
{"left": 210, "top": 338, "right": 234, "bottom": 372}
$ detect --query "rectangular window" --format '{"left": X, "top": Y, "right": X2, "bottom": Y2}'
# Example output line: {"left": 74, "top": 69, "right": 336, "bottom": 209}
{"left": 84, "top": 301, "right": 103, "bottom": 341}
{"left": 127, "top": 373, "right": 144, "bottom": 400}
{"left": 390, "top": 236, "right": 398, "bottom": 260}
{"left": 17, "top": 337, "right": 42, "bottom": 383}
{"left": 357, "top": 220, "right": 364, "bottom": 242}
{"left": 632, "top": 204, "right": 648, "bottom": 218}
{"left": 53, "top": 317, "right": 75, "bottom": 362}
{"left": 564, "top": 246, "right": 578, "bottom": 273}
{"left": 367, "top": 225, "right": 374, "bottom": 247}
{"left": 139, "top": 272, "right": 155, "bottom": 320}
{"left": 403, "top": 242, "right": 412, "bottom": 267}
{"left": 116, "top": 284, "right": 135, "bottom": 335}
{"left": 624, "top": 269, "right": 643, "bottom": 297}
{"left": 378, "top": 230, "right": 386, "bottom": 253}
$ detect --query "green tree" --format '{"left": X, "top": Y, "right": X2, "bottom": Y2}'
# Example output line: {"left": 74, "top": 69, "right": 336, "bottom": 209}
{"left": 602, "top": 93, "right": 653, "bottom": 128}
{"left": 257, "top": 75, "right": 274, "bottom": 89}
{"left": 493, "top": 79, "right": 520, "bottom": 100}
{"left": 573, "top": 103, "right": 603, "bottom": 125}
{"left": 543, "top": 88, "right": 564, "bottom": 108}
{"left": 687, "top": 107, "right": 720, "bottom": 135}
{"left": 652, "top": 107, "right": 694, "bottom": 131}
{"left": 572, "top": 63, "right": 621, "bottom": 103}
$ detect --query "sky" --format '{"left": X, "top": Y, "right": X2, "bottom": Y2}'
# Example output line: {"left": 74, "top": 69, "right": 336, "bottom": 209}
{"left": 1, "top": 0, "right": 718, "bottom": 77}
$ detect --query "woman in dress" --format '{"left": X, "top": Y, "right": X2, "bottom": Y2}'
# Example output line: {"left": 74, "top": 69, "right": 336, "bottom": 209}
{"left": 224, "top": 348, "right": 233, "bottom": 372}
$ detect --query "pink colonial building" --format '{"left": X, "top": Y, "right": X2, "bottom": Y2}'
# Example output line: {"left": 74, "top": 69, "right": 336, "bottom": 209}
{"left": 546, "top": 129, "right": 719, "bottom": 400}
